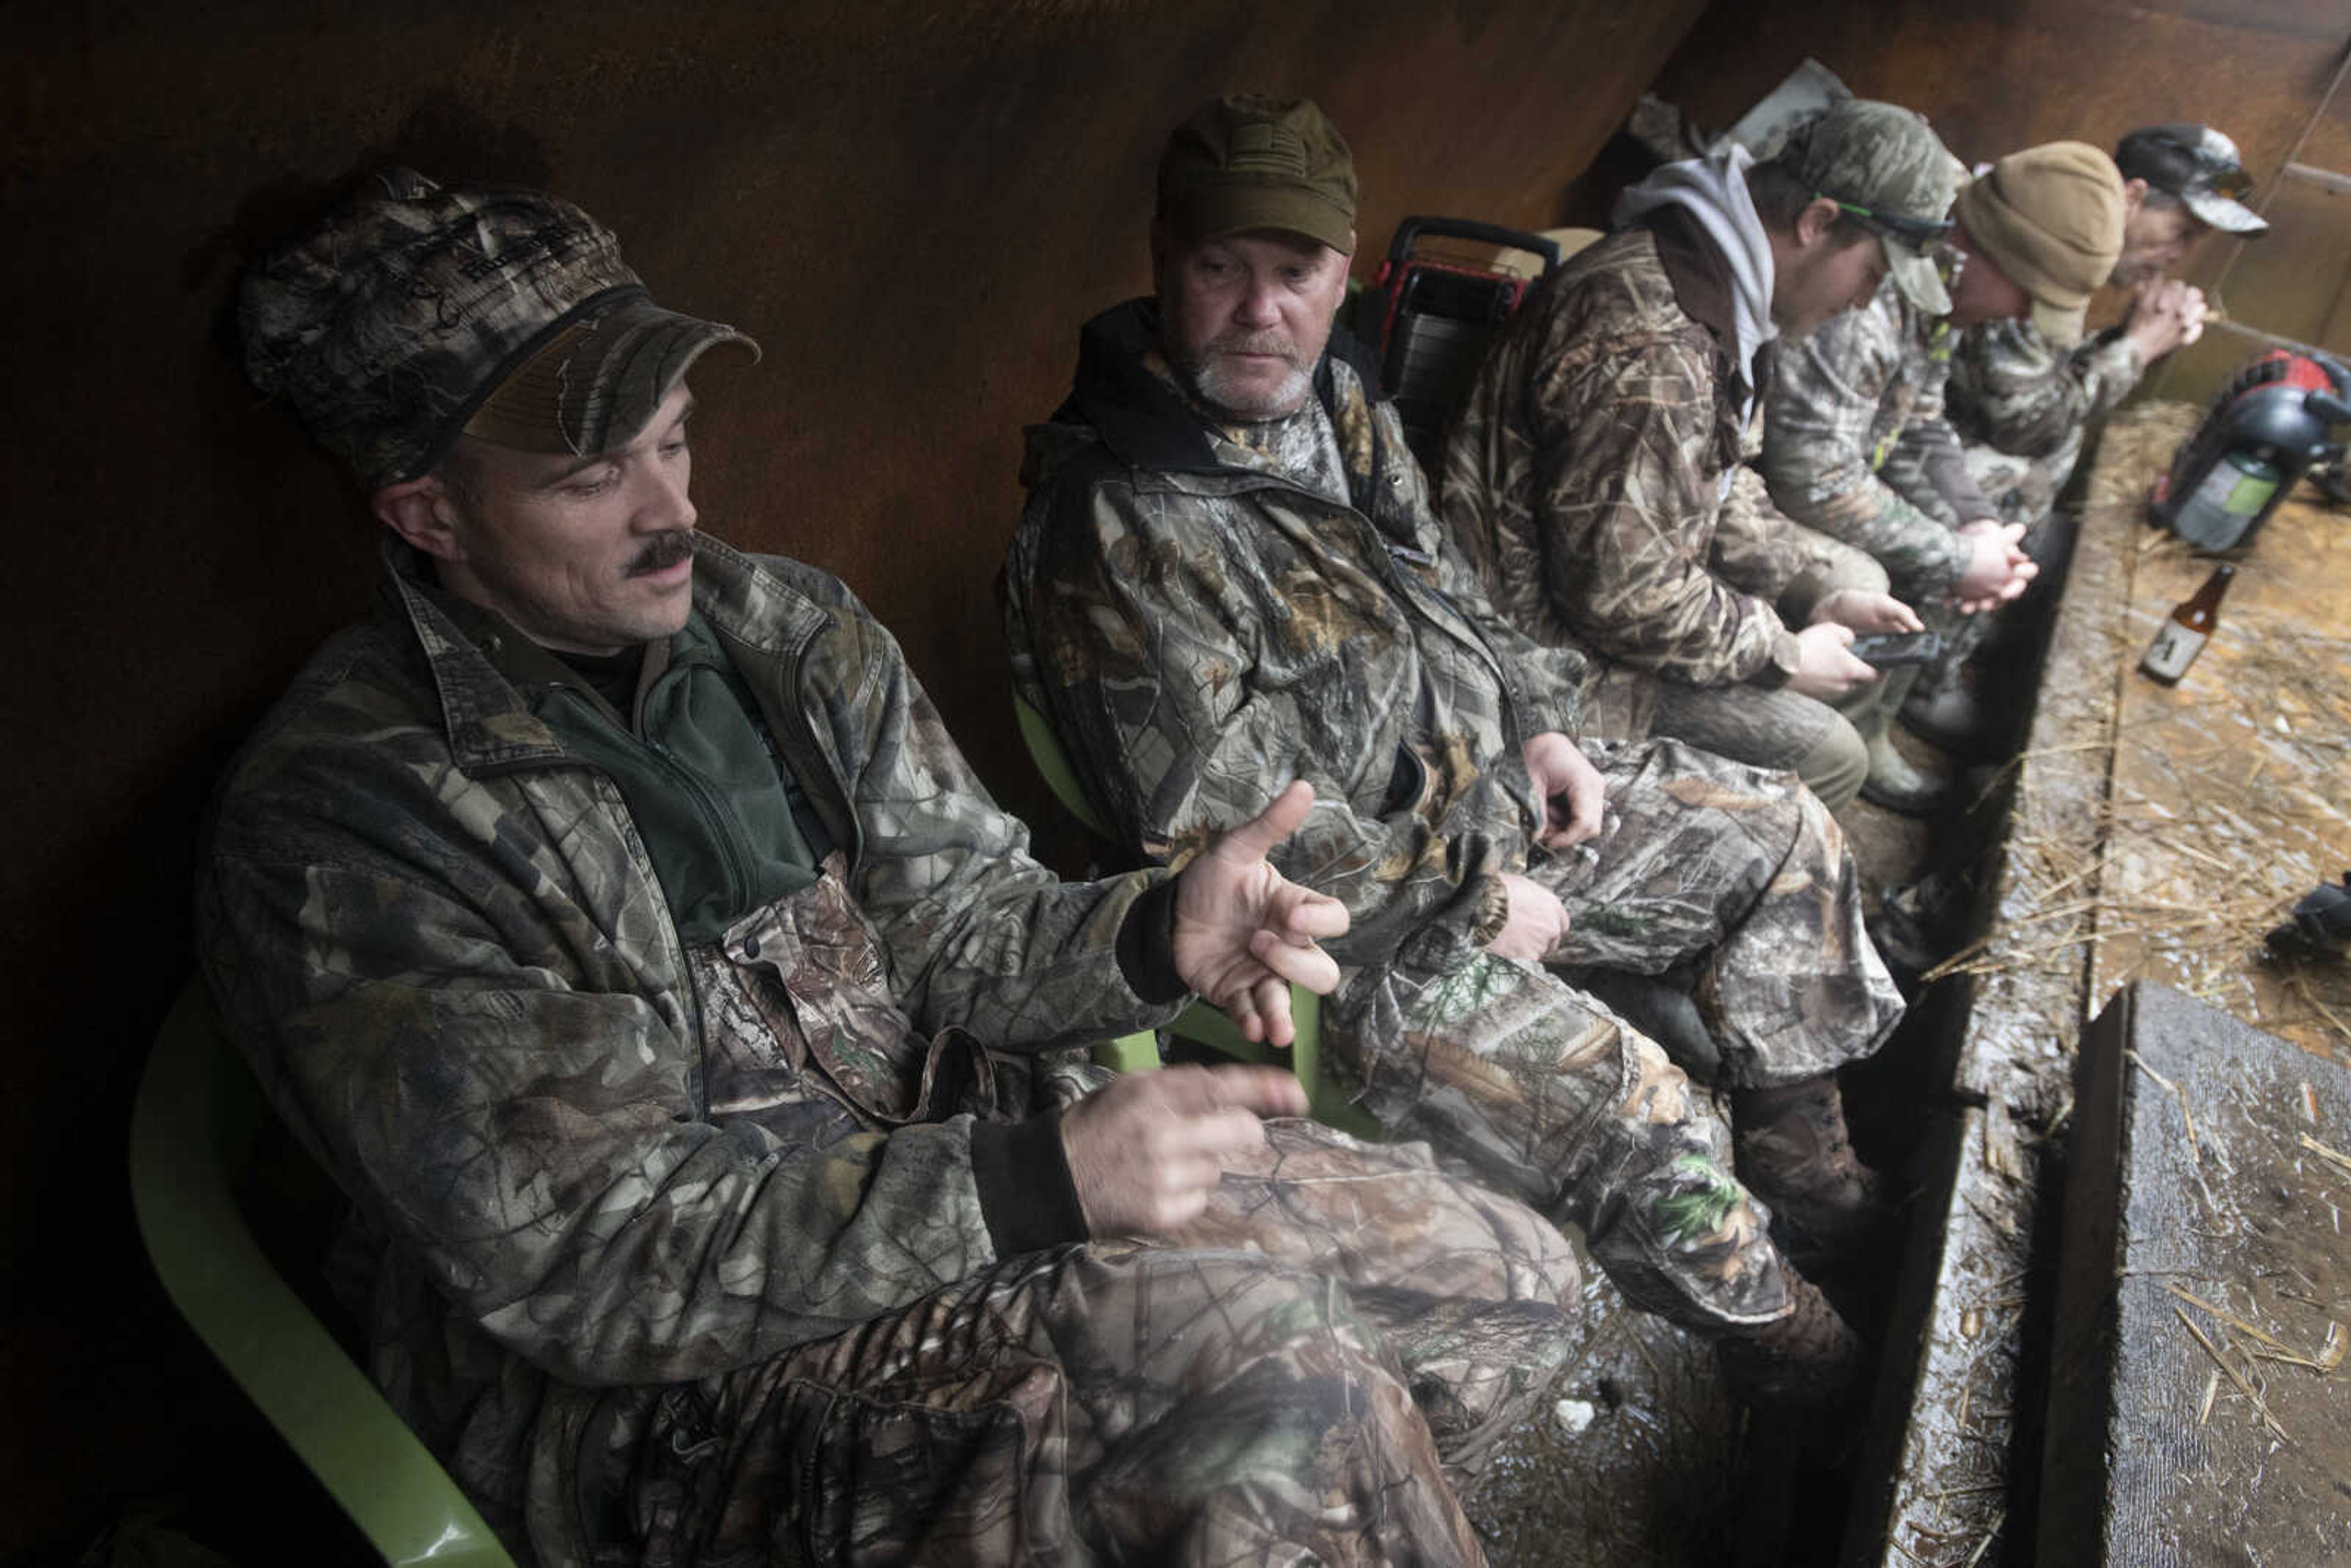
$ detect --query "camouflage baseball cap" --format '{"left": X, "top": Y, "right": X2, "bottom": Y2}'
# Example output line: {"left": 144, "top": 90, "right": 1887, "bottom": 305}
{"left": 1157, "top": 95, "right": 1358, "bottom": 255}
{"left": 1954, "top": 141, "right": 2127, "bottom": 343}
{"left": 1787, "top": 99, "right": 1965, "bottom": 315}
{"left": 239, "top": 168, "right": 759, "bottom": 490}
{"left": 2117, "top": 123, "right": 2268, "bottom": 235}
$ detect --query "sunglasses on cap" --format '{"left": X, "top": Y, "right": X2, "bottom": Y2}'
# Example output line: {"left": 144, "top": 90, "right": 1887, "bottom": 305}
{"left": 2200, "top": 164, "right": 2257, "bottom": 201}
{"left": 1820, "top": 197, "right": 1956, "bottom": 247}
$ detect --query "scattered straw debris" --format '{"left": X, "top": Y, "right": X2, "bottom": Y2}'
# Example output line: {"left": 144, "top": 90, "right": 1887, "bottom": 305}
{"left": 2300, "top": 1133, "right": 2351, "bottom": 1181}
{"left": 2165, "top": 1283, "right": 2340, "bottom": 1372}
{"left": 2129, "top": 1050, "right": 2230, "bottom": 1190}
{"left": 1960, "top": 1510, "right": 2006, "bottom": 1568}
{"left": 2175, "top": 1305, "right": 2292, "bottom": 1442}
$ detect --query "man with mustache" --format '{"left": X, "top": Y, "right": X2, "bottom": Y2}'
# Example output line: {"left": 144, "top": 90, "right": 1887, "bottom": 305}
{"left": 1005, "top": 96, "right": 1908, "bottom": 1415}
{"left": 203, "top": 168, "right": 1603, "bottom": 1566}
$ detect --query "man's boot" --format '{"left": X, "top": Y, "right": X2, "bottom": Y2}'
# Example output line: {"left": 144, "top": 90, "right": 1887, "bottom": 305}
{"left": 1731, "top": 1073, "right": 1889, "bottom": 1262}
{"left": 1858, "top": 728, "right": 1951, "bottom": 816}
{"left": 1715, "top": 1275, "right": 1864, "bottom": 1409}
{"left": 1899, "top": 666, "right": 2006, "bottom": 756}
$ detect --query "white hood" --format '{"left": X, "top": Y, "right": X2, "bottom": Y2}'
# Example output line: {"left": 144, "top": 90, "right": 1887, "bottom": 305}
{"left": 1614, "top": 146, "right": 1777, "bottom": 421}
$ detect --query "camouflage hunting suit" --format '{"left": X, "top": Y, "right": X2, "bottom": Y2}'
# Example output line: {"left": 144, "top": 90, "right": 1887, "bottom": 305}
{"left": 1004, "top": 298, "right": 1905, "bottom": 1343}
{"left": 1439, "top": 213, "right": 1859, "bottom": 744}
{"left": 1758, "top": 276, "right": 1992, "bottom": 604}
{"left": 199, "top": 534, "right": 1589, "bottom": 1567}
{"left": 1946, "top": 316, "right": 2146, "bottom": 528}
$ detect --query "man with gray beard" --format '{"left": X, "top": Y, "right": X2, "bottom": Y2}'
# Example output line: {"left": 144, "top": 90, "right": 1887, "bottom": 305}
{"left": 1006, "top": 96, "right": 1911, "bottom": 1412}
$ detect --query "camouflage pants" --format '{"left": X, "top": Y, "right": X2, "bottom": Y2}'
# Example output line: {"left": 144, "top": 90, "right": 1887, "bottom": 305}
{"left": 1329, "top": 737, "right": 1902, "bottom": 1332}
{"left": 1638, "top": 531, "right": 1888, "bottom": 810}
{"left": 594, "top": 1122, "right": 1579, "bottom": 1568}
{"left": 1646, "top": 678, "right": 1865, "bottom": 811}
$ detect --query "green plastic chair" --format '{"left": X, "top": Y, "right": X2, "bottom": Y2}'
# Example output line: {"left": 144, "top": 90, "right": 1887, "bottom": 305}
{"left": 129, "top": 981, "right": 520, "bottom": 1567}
{"left": 1011, "top": 692, "right": 1374, "bottom": 1135}
{"left": 132, "top": 980, "right": 1160, "bottom": 1564}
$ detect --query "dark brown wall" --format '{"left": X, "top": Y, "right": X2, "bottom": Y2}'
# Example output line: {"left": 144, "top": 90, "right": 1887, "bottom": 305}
{"left": 0, "top": 1, "right": 1706, "bottom": 1553}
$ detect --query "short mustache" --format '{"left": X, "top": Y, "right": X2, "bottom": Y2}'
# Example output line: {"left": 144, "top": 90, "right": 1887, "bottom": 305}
{"left": 1205, "top": 331, "right": 1300, "bottom": 363}
{"left": 628, "top": 531, "right": 695, "bottom": 576}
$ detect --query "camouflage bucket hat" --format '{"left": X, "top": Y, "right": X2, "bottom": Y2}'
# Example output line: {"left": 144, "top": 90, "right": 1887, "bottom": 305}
{"left": 1789, "top": 100, "right": 1965, "bottom": 315}
{"left": 2116, "top": 122, "right": 2268, "bottom": 236}
{"left": 239, "top": 168, "right": 759, "bottom": 490}
{"left": 1954, "top": 141, "right": 2126, "bottom": 343}
{"left": 1157, "top": 95, "right": 1358, "bottom": 255}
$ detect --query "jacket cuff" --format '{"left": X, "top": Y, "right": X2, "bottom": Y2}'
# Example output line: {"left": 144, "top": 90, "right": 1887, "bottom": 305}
{"left": 970, "top": 1112, "right": 1090, "bottom": 1254}
{"left": 1469, "top": 871, "right": 1513, "bottom": 948}
{"left": 1114, "top": 876, "right": 1189, "bottom": 1005}
{"left": 1747, "top": 628, "right": 1803, "bottom": 690}
{"left": 1776, "top": 566, "right": 1836, "bottom": 626}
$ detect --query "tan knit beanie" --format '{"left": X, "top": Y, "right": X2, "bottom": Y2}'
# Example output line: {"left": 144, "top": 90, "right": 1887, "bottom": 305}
{"left": 1953, "top": 141, "right": 2126, "bottom": 343}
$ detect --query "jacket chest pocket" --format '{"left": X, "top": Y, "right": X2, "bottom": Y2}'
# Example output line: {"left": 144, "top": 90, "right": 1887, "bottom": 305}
{"left": 714, "top": 861, "right": 996, "bottom": 1128}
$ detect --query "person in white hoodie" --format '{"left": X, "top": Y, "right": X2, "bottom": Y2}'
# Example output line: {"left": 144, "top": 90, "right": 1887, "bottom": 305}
{"left": 1442, "top": 100, "right": 1962, "bottom": 815}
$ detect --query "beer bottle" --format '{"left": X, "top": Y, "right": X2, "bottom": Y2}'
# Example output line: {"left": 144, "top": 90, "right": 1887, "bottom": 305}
{"left": 2139, "top": 563, "right": 2237, "bottom": 685}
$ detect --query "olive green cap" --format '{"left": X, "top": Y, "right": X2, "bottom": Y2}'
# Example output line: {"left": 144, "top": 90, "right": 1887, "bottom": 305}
{"left": 1954, "top": 141, "right": 2127, "bottom": 343}
{"left": 1157, "top": 95, "right": 1358, "bottom": 255}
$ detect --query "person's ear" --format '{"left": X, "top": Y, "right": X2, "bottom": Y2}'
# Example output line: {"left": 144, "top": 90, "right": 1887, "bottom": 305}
{"left": 373, "top": 473, "right": 465, "bottom": 562}
{"left": 2121, "top": 176, "right": 2150, "bottom": 216}
{"left": 1794, "top": 195, "right": 1842, "bottom": 249}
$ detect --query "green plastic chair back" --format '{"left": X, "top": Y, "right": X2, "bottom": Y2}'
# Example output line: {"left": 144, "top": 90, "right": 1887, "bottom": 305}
{"left": 130, "top": 982, "right": 520, "bottom": 1568}
{"left": 1010, "top": 692, "right": 1374, "bottom": 1135}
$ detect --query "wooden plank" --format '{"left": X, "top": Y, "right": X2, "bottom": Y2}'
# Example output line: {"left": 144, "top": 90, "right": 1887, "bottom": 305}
{"left": 1842, "top": 410, "right": 2161, "bottom": 1568}
{"left": 2039, "top": 981, "right": 2351, "bottom": 1566}
{"left": 1848, "top": 398, "right": 2351, "bottom": 1567}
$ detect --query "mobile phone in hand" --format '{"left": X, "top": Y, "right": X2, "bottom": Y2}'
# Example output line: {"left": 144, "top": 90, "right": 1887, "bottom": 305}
{"left": 1848, "top": 630, "right": 1943, "bottom": 667}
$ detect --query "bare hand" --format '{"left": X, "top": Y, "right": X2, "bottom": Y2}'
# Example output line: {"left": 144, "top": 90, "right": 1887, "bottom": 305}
{"left": 1521, "top": 732, "right": 1607, "bottom": 849}
{"left": 1951, "top": 519, "right": 2037, "bottom": 613}
{"left": 1787, "top": 621, "right": 1878, "bottom": 700}
{"left": 1171, "top": 781, "right": 1351, "bottom": 1047}
{"left": 1060, "top": 1064, "right": 1307, "bottom": 1234}
{"left": 1811, "top": 588, "right": 1924, "bottom": 636}
{"left": 1483, "top": 871, "right": 1570, "bottom": 962}
{"left": 2125, "top": 277, "right": 2207, "bottom": 362}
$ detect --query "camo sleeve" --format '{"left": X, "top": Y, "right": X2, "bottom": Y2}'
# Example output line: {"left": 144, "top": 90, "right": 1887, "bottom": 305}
{"left": 200, "top": 778, "right": 1004, "bottom": 1389}
{"left": 1947, "top": 318, "right": 2143, "bottom": 459}
{"left": 1760, "top": 296, "right": 1973, "bottom": 602}
{"left": 1529, "top": 333, "right": 1798, "bottom": 687}
{"left": 1705, "top": 466, "right": 1837, "bottom": 621}
{"left": 1876, "top": 341, "right": 1995, "bottom": 530}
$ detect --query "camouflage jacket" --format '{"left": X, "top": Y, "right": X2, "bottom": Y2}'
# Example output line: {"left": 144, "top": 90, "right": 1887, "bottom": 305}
{"left": 1758, "top": 277, "right": 1992, "bottom": 602}
{"left": 1946, "top": 317, "right": 2144, "bottom": 459}
{"left": 1004, "top": 299, "right": 1803, "bottom": 1340}
{"left": 1004, "top": 298, "right": 1588, "bottom": 975}
{"left": 199, "top": 534, "right": 1183, "bottom": 1543}
{"left": 1441, "top": 212, "right": 1846, "bottom": 737}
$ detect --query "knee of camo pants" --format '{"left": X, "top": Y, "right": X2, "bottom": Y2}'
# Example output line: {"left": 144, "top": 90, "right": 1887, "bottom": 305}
{"left": 613, "top": 1244, "right": 1487, "bottom": 1568}
{"left": 1791, "top": 713, "right": 1867, "bottom": 813}
{"left": 1817, "top": 535, "right": 1891, "bottom": 597}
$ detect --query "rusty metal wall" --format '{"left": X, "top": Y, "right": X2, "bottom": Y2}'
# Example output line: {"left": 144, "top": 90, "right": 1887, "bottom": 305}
{"left": 0, "top": 0, "right": 1709, "bottom": 1551}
